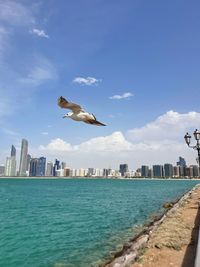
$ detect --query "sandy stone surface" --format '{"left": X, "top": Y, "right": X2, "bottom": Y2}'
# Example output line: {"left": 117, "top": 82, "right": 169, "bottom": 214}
{"left": 131, "top": 185, "right": 200, "bottom": 267}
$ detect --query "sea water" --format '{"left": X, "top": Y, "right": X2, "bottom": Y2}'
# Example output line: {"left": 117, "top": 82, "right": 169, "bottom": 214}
{"left": 0, "top": 178, "right": 199, "bottom": 267}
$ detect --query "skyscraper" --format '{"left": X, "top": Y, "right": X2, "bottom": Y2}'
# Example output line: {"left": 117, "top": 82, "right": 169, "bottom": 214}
{"left": 19, "top": 139, "right": 28, "bottom": 176}
{"left": 164, "top": 164, "right": 173, "bottom": 178}
{"left": 46, "top": 161, "right": 53, "bottom": 176}
{"left": 141, "top": 165, "right": 149, "bottom": 177}
{"left": 119, "top": 164, "right": 128, "bottom": 177}
{"left": 5, "top": 156, "right": 16, "bottom": 176}
{"left": 53, "top": 159, "right": 60, "bottom": 176}
{"left": 153, "top": 165, "right": 164, "bottom": 177}
{"left": 37, "top": 157, "right": 46, "bottom": 176}
{"left": 11, "top": 145, "right": 16, "bottom": 157}
{"left": 29, "top": 158, "right": 38, "bottom": 176}
{"left": 177, "top": 157, "right": 186, "bottom": 167}
{"left": 5, "top": 145, "right": 17, "bottom": 176}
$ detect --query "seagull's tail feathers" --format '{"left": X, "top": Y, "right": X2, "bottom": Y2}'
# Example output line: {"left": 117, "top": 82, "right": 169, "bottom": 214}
{"left": 85, "top": 119, "right": 106, "bottom": 126}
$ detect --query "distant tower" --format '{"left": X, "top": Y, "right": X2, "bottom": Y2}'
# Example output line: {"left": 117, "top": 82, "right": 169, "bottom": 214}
{"left": 26, "top": 154, "right": 31, "bottom": 173}
{"left": 11, "top": 145, "right": 16, "bottom": 157}
{"left": 5, "top": 145, "right": 17, "bottom": 176}
{"left": 46, "top": 161, "right": 53, "bottom": 176}
{"left": 53, "top": 159, "right": 60, "bottom": 176}
{"left": 153, "top": 165, "right": 164, "bottom": 177}
{"left": 37, "top": 157, "right": 46, "bottom": 176}
{"left": 141, "top": 165, "right": 149, "bottom": 177}
{"left": 19, "top": 139, "right": 28, "bottom": 176}
{"left": 29, "top": 158, "right": 38, "bottom": 177}
{"left": 119, "top": 164, "right": 128, "bottom": 177}
{"left": 164, "top": 164, "right": 173, "bottom": 178}
{"left": 177, "top": 157, "right": 186, "bottom": 167}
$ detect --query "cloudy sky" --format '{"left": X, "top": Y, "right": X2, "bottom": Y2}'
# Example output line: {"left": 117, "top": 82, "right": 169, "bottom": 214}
{"left": 1, "top": 0, "right": 200, "bottom": 169}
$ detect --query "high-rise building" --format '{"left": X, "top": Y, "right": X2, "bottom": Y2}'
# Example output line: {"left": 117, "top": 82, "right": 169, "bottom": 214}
{"left": 46, "top": 161, "right": 53, "bottom": 176}
{"left": 5, "top": 156, "right": 16, "bottom": 176}
{"left": 6, "top": 145, "right": 17, "bottom": 176}
{"left": 29, "top": 157, "right": 46, "bottom": 177}
{"left": 29, "top": 158, "right": 38, "bottom": 176}
{"left": 173, "top": 166, "right": 180, "bottom": 177}
{"left": 88, "top": 168, "right": 95, "bottom": 176}
{"left": 26, "top": 154, "right": 31, "bottom": 173}
{"left": 177, "top": 157, "right": 186, "bottom": 167}
{"left": 191, "top": 165, "right": 199, "bottom": 177}
{"left": 19, "top": 139, "right": 28, "bottom": 176}
{"left": 11, "top": 145, "right": 16, "bottom": 157}
{"left": 119, "top": 164, "right": 128, "bottom": 177}
{"left": 153, "top": 165, "right": 164, "bottom": 177}
{"left": 37, "top": 157, "right": 46, "bottom": 176}
{"left": 164, "top": 164, "right": 173, "bottom": 178}
{"left": 0, "top": 165, "right": 5, "bottom": 176}
{"left": 53, "top": 159, "right": 60, "bottom": 176}
{"left": 141, "top": 165, "right": 149, "bottom": 177}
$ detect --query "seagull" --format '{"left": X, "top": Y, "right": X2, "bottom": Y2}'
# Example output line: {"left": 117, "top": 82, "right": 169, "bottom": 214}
{"left": 58, "top": 96, "right": 106, "bottom": 126}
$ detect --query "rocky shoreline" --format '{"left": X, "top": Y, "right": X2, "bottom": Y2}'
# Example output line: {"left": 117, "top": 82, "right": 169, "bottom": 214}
{"left": 101, "top": 184, "right": 200, "bottom": 267}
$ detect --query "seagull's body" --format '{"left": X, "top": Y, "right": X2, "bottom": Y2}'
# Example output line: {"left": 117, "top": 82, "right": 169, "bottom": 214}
{"left": 58, "top": 96, "right": 106, "bottom": 126}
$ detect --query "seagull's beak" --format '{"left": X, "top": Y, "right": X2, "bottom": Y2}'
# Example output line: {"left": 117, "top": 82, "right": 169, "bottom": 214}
{"left": 62, "top": 115, "right": 67, "bottom": 119}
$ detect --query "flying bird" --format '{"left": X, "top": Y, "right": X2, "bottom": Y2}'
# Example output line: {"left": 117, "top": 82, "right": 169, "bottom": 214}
{"left": 58, "top": 96, "right": 106, "bottom": 126}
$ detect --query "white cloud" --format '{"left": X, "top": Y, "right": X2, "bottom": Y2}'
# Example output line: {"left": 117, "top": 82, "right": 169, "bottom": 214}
{"left": 30, "top": 28, "right": 49, "bottom": 38}
{"left": 39, "top": 138, "right": 73, "bottom": 152}
{"left": 127, "top": 110, "right": 200, "bottom": 142}
{"left": 37, "top": 111, "right": 200, "bottom": 168}
{"left": 109, "top": 92, "right": 133, "bottom": 100}
{"left": 73, "top": 76, "right": 101, "bottom": 86}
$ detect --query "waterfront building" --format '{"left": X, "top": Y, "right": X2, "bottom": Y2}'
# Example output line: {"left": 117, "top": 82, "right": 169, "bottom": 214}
{"left": 148, "top": 169, "right": 153, "bottom": 178}
{"left": 46, "top": 161, "right": 53, "bottom": 176}
{"left": 179, "top": 166, "right": 185, "bottom": 177}
{"left": 5, "top": 156, "right": 16, "bottom": 176}
{"left": 173, "top": 166, "right": 180, "bottom": 177}
{"left": 26, "top": 154, "right": 31, "bottom": 173}
{"left": 29, "top": 157, "right": 46, "bottom": 176}
{"left": 5, "top": 145, "right": 17, "bottom": 176}
{"left": 164, "top": 164, "right": 173, "bottom": 178}
{"left": 186, "top": 166, "right": 193, "bottom": 178}
{"left": 56, "top": 169, "right": 64, "bottom": 177}
{"left": 177, "top": 156, "right": 186, "bottom": 167}
{"left": 37, "top": 157, "right": 46, "bottom": 176}
{"left": 11, "top": 145, "right": 16, "bottom": 157}
{"left": 153, "top": 165, "right": 164, "bottom": 177}
{"left": 70, "top": 169, "right": 76, "bottom": 177}
{"left": 29, "top": 158, "right": 38, "bottom": 176}
{"left": 191, "top": 165, "right": 199, "bottom": 177}
{"left": 88, "top": 168, "right": 95, "bottom": 176}
{"left": 0, "top": 165, "right": 5, "bottom": 176}
{"left": 141, "top": 165, "right": 149, "bottom": 177}
{"left": 119, "top": 164, "right": 128, "bottom": 177}
{"left": 19, "top": 139, "right": 28, "bottom": 176}
{"left": 53, "top": 159, "right": 60, "bottom": 176}
{"left": 64, "top": 167, "right": 70, "bottom": 177}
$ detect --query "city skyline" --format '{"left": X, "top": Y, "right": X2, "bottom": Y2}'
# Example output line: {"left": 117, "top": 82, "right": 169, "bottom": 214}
{"left": 1, "top": 1, "right": 200, "bottom": 168}
{"left": 1, "top": 139, "right": 199, "bottom": 178}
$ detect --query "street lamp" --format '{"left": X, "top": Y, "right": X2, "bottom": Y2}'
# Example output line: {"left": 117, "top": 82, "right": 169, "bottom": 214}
{"left": 184, "top": 129, "right": 200, "bottom": 177}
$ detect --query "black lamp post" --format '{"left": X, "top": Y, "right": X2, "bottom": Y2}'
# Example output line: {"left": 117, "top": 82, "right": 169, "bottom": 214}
{"left": 184, "top": 129, "right": 200, "bottom": 177}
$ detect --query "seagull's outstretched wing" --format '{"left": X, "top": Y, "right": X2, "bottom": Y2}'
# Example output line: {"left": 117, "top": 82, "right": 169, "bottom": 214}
{"left": 58, "top": 96, "right": 84, "bottom": 114}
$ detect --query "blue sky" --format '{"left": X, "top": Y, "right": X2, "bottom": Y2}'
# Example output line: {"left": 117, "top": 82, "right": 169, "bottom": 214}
{"left": 1, "top": 0, "right": 200, "bottom": 169}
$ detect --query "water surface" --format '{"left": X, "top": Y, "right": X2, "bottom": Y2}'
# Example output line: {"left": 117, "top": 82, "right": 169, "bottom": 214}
{"left": 0, "top": 178, "right": 199, "bottom": 267}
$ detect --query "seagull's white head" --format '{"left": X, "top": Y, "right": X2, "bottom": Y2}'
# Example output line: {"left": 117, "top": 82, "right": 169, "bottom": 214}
{"left": 63, "top": 113, "right": 70, "bottom": 118}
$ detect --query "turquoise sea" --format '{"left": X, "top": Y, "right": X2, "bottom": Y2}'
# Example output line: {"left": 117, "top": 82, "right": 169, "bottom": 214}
{"left": 0, "top": 178, "right": 199, "bottom": 267}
